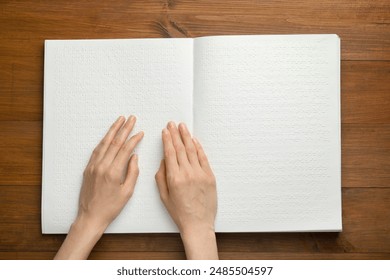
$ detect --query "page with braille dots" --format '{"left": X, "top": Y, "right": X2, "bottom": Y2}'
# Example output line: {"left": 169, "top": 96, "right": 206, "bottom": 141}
{"left": 42, "top": 38, "right": 193, "bottom": 233}
{"left": 193, "top": 35, "right": 341, "bottom": 232}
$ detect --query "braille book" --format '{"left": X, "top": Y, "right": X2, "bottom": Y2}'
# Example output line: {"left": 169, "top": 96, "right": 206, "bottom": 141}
{"left": 42, "top": 34, "right": 341, "bottom": 233}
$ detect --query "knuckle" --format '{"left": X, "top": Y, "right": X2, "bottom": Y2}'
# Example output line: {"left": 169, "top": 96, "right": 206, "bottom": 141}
{"left": 184, "top": 170, "right": 194, "bottom": 182}
{"left": 174, "top": 143, "right": 185, "bottom": 153}
{"left": 92, "top": 147, "right": 99, "bottom": 156}
{"left": 100, "top": 138, "right": 108, "bottom": 146}
{"left": 94, "top": 164, "right": 106, "bottom": 176}
{"left": 164, "top": 148, "right": 173, "bottom": 158}
{"left": 111, "top": 137, "right": 122, "bottom": 147}
{"left": 185, "top": 145, "right": 196, "bottom": 154}
{"left": 107, "top": 168, "right": 118, "bottom": 179}
{"left": 122, "top": 142, "right": 133, "bottom": 153}
{"left": 171, "top": 176, "right": 183, "bottom": 187}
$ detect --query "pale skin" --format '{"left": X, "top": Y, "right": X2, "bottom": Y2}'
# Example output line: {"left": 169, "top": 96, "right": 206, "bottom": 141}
{"left": 54, "top": 116, "right": 218, "bottom": 260}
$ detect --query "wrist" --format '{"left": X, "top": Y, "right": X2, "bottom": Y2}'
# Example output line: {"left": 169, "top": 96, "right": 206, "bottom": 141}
{"left": 180, "top": 223, "right": 215, "bottom": 243}
{"left": 180, "top": 224, "right": 218, "bottom": 260}
{"left": 73, "top": 213, "right": 107, "bottom": 239}
{"left": 54, "top": 214, "right": 106, "bottom": 260}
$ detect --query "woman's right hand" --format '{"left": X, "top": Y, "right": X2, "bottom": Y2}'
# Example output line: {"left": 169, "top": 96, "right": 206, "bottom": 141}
{"left": 155, "top": 121, "right": 218, "bottom": 260}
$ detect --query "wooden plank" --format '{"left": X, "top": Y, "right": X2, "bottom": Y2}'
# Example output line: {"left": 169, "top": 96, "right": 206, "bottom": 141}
{"left": 0, "top": 57, "right": 42, "bottom": 93}
{"left": 0, "top": 251, "right": 389, "bottom": 260}
{"left": 0, "top": 1, "right": 389, "bottom": 60}
{"left": 341, "top": 61, "right": 390, "bottom": 124}
{"left": 0, "top": 223, "right": 185, "bottom": 253}
{"left": 0, "top": 187, "right": 389, "bottom": 253}
{"left": 341, "top": 188, "right": 390, "bottom": 252}
{"left": 0, "top": 185, "right": 41, "bottom": 223}
{"left": 0, "top": 39, "right": 43, "bottom": 57}
{"left": 0, "top": 0, "right": 165, "bottom": 17}
{"left": 343, "top": 125, "right": 390, "bottom": 149}
{"left": 0, "top": 251, "right": 186, "bottom": 260}
{"left": 1, "top": 122, "right": 389, "bottom": 187}
{"left": 0, "top": 146, "right": 41, "bottom": 185}
{"left": 0, "top": 1, "right": 165, "bottom": 40}
{"left": 342, "top": 124, "right": 390, "bottom": 187}
{"left": 0, "top": 56, "right": 43, "bottom": 121}
{"left": 219, "top": 252, "right": 390, "bottom": 260}
{"left": 0, "top": 121, "right": 42, "bottom": 147}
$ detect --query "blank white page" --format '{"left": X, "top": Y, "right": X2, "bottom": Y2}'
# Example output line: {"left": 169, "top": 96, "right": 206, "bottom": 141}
{"left": 43, "top": 39, "right": 193, "bottom": 233}
{"left": 193, "top": 35, "right": 341, "bottom": 231}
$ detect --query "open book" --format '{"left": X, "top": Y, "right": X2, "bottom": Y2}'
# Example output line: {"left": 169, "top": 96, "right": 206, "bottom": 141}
{"left": 42, "top": 34, "right": 341, "bottom": 233}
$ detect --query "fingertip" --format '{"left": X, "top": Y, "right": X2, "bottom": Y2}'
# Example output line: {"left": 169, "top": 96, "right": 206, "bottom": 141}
{"left": 113, "top": 115, "right": 125, "bottom": 128}
{"left": 162, "top": 128, "right": 169, "bottom": 141}
{"left": 167, "top": 121, "right": 176, "bottom": 129}
{"left": 179, "top": 122, "right": 190, "bottom": 136}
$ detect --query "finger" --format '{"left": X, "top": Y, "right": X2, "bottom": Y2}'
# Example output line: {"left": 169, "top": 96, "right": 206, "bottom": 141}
{"left": 162, "top": 128, "right": 178, "bottom": 173}
{"left": 104, "top": 115, "right": 136, "bottom": 163}
{"left": 193, "top": 137, "right": 212, "bottom": 172}
{"left": 155, "top": 159, "right": 169, "bottom": 202}
{"left": 167, "top": 121, "right": 189, "bottom": 167}
{"left": 121, "top": 154, "right": 139, "bottom": 197}
{"left": 113, "top": 131, "right": 144, "bottom": 169}
{"left": 178, "top": 123, "right": 199, "bottom": 166}
{"left": 89, "top": 116, "right": 125, "bottom": 164}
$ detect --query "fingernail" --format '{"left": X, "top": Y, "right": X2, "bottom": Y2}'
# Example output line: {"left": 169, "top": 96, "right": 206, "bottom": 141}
{"left": 168, "top": 121, "right": 175, "bottom": 128}
{"left": 117, "top": 116, "right": 124, "bottom": 122}
{"left": 129, "top": 115, "right": 135, "bottom": 122}
{"left": 162, "top": 128, "right": 168, "bottom": 135}
{"left": 133, "top": 154, "right": 138, "bottom": 161}
{"left": 179, "top": 123, "right": 186, "bottom": 131}
{"left": 139, "top": 131, "right": 144, "bottom": 137}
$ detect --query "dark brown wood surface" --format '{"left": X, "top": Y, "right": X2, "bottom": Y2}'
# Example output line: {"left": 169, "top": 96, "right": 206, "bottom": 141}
{"left": 0, "top": 0, "right": 389, "bottom": 260}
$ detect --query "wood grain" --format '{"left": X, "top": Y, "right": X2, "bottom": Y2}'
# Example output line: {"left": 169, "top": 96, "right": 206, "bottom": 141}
{"left": 0, "top": 1, "right": 389, "bottom": 60}
{"left": 0, "top": 0, "right": 389, "bottom": 259}
{"left": 1, "top": 252, "right": 389, "bottom": 260}
{"left": 1, "top": 187, "right": 389, "bottom": 254}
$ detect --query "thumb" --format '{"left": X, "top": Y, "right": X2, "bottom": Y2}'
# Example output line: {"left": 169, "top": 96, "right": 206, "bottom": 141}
{"left": 155, "top": 159, "right": 169, "bottom": 202}
{"left": 122, "top": 154, "right": 139, "bottom": 197}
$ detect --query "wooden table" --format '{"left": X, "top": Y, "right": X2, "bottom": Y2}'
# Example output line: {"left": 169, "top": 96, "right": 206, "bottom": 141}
{"left": 1, "top": 0, "right": 389, "bottom": 260}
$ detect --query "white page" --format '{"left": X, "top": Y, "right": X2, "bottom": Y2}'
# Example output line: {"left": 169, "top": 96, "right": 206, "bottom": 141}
{"left": 193, "top": 35, "right": 341, "bottom": 231}
{"left": 42, "top": 38, "right": 193, "bottom": 233}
